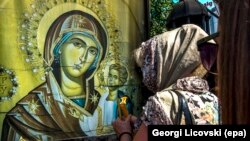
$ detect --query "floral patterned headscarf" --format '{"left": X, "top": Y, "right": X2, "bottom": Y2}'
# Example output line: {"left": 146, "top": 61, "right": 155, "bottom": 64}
{"left": 134, "top": 24, "right": 215, "bottom": 93}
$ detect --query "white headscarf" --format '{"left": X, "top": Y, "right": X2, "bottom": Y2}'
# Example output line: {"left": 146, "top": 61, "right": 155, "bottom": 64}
{"left": 134, "top": 24, "right": 215, "bottom": 92}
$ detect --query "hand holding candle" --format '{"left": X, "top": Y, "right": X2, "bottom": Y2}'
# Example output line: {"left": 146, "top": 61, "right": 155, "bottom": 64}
{"left": 118, "top": 96, "right": 129, "bottom": 118}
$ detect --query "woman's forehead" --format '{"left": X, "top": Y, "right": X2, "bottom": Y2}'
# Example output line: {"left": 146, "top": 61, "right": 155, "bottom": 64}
{"left": 69, "top": 34, "right": 97, "bottom": 45}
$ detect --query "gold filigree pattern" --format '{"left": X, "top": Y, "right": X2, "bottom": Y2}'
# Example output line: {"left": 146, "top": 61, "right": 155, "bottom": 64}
{"left": 68, "top": 106, "right": 81, "bottom": 118}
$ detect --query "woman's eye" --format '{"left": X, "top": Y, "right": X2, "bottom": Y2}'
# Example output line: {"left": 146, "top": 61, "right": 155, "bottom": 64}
{"left": 73, "top": 42, "right": 81, "bottom": 46}
{"left": 73, "top": 41, "right": 86, "bottom": 48}
{"left": 88, "top": 47, "right": 98, "bottom": 55}
{"left": 70, "top": 38, "right": 86, "bottom": 48}
{"left": 113, "top": 76, "right": 118, "bottom": 80}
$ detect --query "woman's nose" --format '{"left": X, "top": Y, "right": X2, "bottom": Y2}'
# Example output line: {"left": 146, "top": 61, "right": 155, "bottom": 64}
{"left": 79, "top": 49, "right": 87, "bottom": 63}
{"left": 108, "top": 76, "right": 113, "bottom": 82}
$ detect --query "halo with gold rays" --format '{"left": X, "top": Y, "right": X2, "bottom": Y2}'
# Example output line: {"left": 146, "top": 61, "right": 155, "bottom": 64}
{"left": 18, "top": 0, "right": 121, "bottom": 81}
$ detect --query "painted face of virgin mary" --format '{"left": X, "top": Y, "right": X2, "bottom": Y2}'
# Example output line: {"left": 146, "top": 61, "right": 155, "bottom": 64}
{"left": 60, "top": 33, "right": 99, "bottom": 77}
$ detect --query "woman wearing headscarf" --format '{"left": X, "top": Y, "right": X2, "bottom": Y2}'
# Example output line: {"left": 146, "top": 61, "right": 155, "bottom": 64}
{"left": 112, "top": 24, "right": 220, "bottom": 141}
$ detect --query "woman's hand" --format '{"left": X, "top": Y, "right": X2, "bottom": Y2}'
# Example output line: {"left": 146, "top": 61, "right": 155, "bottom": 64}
{"left": 113, "top": 115, "right": 138, "bottom": 141}
{"left": 112, "top": 115, "right": 133, "bottom": 136}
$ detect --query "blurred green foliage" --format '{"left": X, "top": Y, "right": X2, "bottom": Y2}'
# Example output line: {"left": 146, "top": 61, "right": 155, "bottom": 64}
{"left": 150, "top": 0, "right": 173, "bottom": 37}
